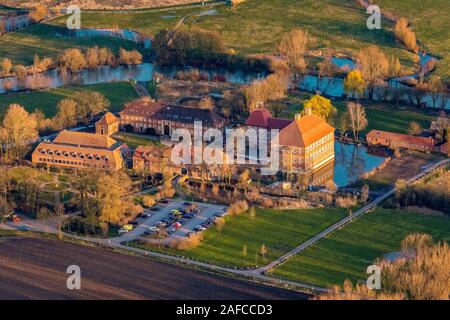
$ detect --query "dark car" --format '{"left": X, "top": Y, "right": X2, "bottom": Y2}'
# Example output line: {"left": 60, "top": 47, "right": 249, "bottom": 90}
{"left": 129, "top": 220, "right": 139, "bottom": 226}
{"left": 201, "top": 222, "right": 209, "bottom": 228}
{"left": 160, "top": 199, "right": 169, "bottom": 204}
{"left": 182, "top": 213, "right": 193, "bottom": 219}
{"left": 183, "top": 202, "right": 192, "bottom": 206}
{"left": 150, "top": 207, "right": 161, "bottom": 211}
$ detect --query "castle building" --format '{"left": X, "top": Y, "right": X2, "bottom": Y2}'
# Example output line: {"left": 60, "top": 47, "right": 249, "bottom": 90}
{"left": 32, "top": 131, "right": 125, "bottom": 171}
{"left": 245, "top": 107, "right": 335, "bottom": 173}
{"left": 95, "top": 112, "right": 120, "bottom": 136}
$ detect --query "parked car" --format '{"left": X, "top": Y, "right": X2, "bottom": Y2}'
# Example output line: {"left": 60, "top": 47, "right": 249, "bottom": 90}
{"left": 144, "top": 230, "right": 153, "bottom": 235}
{"left": 194, "top": 226, "right": 206, "bottom": 232}
{"left": 172, "top": 222, "right": 182, "bottom": 229}
{"left": 18, "top": 225, "right": 32, "bottom": 231}
{"left": 122, "top": 224, "right": 133, "bottom": 231}
{"left": 118, "top": 228, "right": 129, "bottom": 234}
{"left": 129, "top": 220, "right": 139, "bottom": 226}
{"left": 155, "top": 221, "right": 164, "bottom": 227}
{"left": 183, "top": 202, "right": 192, "bottom": 206}
{"left": 182, "top": 213, "right": 193, "bottom": 219}
{"left": 147, "top": 226, "right": 159, "bottom": 232}
{"left": 167, "top": 227, "right": 176, "bottom": 234}
{"left": 160, "top": 199, "right": 169, "bottom": 204}
{"left": 150, "top": 207, "right": 161, "bottom": 211}
{"left": 142, "top": 212, "right": 151, "bottom": 218}
{"left": 200, "top": 222, "right": 209, "bottom": 228}
{"left": 12, "top": 216, "right": 21, "bottom": 223}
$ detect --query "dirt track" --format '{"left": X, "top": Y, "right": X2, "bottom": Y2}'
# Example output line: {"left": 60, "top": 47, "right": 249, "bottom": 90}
{"left": 0, "top": 237, "right": 309, "bottom": 300}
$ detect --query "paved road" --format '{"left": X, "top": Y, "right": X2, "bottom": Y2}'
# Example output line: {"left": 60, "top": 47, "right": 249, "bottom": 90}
{"left": 255, "top": 158, "right": 450, "bottom": 274}
{"left": 0, "top": 237, "right": 309, "bottom": 300}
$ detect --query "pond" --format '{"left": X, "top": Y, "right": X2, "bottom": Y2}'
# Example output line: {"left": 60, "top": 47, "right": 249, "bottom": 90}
{"left": 333, "top": 141, "right": 387, "bottom": 187}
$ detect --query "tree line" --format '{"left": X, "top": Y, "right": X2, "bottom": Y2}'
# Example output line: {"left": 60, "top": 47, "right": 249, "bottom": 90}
{"left": 0, "top": 46, "right": 143, "bottom": 81}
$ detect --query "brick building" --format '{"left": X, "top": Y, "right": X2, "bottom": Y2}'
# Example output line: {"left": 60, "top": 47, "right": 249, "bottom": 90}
{"left": 96, "top": 112, "right": 120, "bottom": 136}
{"left": 119, "top": 100, "right": 226, "bottom": 136}
{"left": 366, "top": 130, "right": 437, "bottom": 152}
{"left": 32, "top": 131, "right": 125, "bottom": 171}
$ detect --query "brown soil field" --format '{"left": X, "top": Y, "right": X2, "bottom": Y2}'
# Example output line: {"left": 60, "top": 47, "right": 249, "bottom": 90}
{"left": 0, "top": 237, "right": 309, "bottom": 300}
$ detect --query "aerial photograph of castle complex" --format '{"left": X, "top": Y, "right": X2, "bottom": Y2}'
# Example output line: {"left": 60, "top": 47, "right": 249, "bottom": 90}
{"left": 0, "top": 0, "right": 449, "bottom": 306}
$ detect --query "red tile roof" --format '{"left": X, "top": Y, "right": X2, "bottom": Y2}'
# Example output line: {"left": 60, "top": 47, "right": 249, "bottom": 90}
{"left": 120, "top": 100, "right": 166, "bottom": 118}
{"left": 367, "top": 130, "right": 437, "bottom": 147}
{"left": 278, "top": 114, "right": 334, "bottom": 147}
{"left": 97, "top": 112, "right": 119, "bottom": 126}
{"left": 246, "top": 108, "right": 292, "bottom": 130}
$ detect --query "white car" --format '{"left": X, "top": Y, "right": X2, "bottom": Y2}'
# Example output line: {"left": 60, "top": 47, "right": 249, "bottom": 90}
{"left": 148, "top": 226, "right": 159, "bottom": 232}
{"left": 118, "top": 228, "right": 129, "bottom": 234}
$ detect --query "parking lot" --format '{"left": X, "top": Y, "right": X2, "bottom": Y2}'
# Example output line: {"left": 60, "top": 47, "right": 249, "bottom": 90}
{"left": 118, "top": 200, "right": 227, "bottom": 243}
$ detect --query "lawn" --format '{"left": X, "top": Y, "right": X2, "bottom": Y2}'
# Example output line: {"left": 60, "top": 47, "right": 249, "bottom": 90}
{"left": 0, "top": 81, "right": 138, "bottom": 119}
{"left": 332, "top": 101, "right": 434, "bottom": 136}
{"left": 185, "top": 0, "right": 414, "bottom": 61}
{"left": 0, "top": 23, "right": 144, "bottom": 65}
{"left": 374, "top": 0, "right": 450, "bottom": 81}
{"left": 111, "top": 132, "right": 161, "bottom": 149}
{"left": 142, "top": 208, "right": 347, "bottom": 268}
{"left": 270, "top": 208, "right": 450, "bottom": 287}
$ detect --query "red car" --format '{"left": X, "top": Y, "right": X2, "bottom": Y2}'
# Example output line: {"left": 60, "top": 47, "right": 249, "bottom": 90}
{"left": 12, "top": 216, "right": 21, "bottom": 223}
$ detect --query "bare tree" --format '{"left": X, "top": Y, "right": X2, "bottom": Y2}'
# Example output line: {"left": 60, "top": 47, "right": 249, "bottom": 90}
{"left": 277, "top": 29, "right": 309, "bottom": 81}
{"left": 357, "top": 46, "right": 389, "bottom": 99}
{"left": 346, "top": 102, "right": 368, "bottom": 141}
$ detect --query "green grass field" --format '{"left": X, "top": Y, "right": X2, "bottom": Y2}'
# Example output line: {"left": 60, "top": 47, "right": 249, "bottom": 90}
{"left": 332, "top": 101, "right": 434, "bottom": 135}
{"left": 0, "top": 81, "right": 138, "bottom": 119}
{"left": 270, "top": 208, "right": 450, "bottom": 287}
{"left": 111, "top": 132, "right": 160, "bottom": 149}
{"left": 0, "top": 23, "right": 144, "bottom": 65}
{"left": 143, "top": 208, "right": 347, "bottom": 268}
{"left": 374, "top": 0, "right": 450, "bottom": 81}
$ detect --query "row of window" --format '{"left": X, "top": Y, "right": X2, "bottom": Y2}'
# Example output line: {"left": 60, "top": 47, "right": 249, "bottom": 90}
{"left": 38, "top": 157, "right": 112, "bottom": 169}
{"left": 306, "top": 133, "right": 333, "bottom": 151}
{"left": 38, "top": 149, "right": 110, "bottom": 161}
{"left": 307, "top": 143, "right": 333, "bottom": 161}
